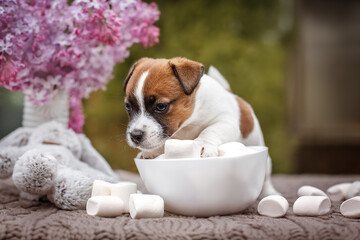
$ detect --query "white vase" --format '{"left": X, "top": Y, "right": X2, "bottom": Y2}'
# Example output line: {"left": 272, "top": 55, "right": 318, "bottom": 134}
{"left": 22, "top": 90, "right": 69, "bottom": 128}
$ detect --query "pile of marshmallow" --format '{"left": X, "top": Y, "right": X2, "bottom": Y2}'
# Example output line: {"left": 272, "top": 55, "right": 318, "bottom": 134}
{"left": 162, "top": 140, "right": 254, "bottom": 159}
{"left": 257, "top": 181, "right": 360, "bottom": 218}
{"left": 86, "top": 180, "right": 164, "bottom": 219}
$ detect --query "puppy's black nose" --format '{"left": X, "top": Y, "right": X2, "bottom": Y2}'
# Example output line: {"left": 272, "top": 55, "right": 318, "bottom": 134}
{"left": 130, "top": 130, "right": 144, "bottom": 144}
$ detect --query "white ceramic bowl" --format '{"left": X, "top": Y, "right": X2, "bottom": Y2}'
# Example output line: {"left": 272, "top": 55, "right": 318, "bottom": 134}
{"left": 135, "top": 146, "right": 268, "bottom": 217}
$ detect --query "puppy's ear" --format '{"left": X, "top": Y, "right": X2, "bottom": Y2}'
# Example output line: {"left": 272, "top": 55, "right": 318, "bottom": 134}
{"left": 123, "top": 62, "right": 136, "bottom": 92}
{"left": 123, "top": 58, "right": 149, "bottom": 92}
{"left": 169, "top": 57, "right": 204, "bottom": 95}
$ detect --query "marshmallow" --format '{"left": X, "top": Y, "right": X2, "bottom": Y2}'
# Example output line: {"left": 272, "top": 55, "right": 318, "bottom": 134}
{"left": 340, "top": 196, "right": 360, "bottom": 218}
{"left": 257, "top": 195, "right": 289, "bottom": 217}
{"left": 91, "top": 180, "right": 112, "bottom": 197}
{"left": 326, "top": 183, "right": 352, "bottom": 201}
{"left": 218, "top": 142, "right": 254, "bottom": 157}
{"left": 129, "top": 194, "right": 164, "bottom": 219}
{"left": 164, "top": 139, "right": 201, "bottom": 159}
{"left": 293, "top": 196, "right": 331, "bottom": 216}
{"left": 346, "top": 181, "right": 360, "bottom": 199}
{"left": 297, "top": 185, "right": 327, "bottom": 197}
{"left": 110, "top": 181, "right": 137, "bottom": 212}
{"left": 86, "top": 196, "right": 124, "bottom": 217}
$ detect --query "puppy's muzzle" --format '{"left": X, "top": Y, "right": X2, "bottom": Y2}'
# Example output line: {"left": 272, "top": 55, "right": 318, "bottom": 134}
{"left": 130, "top": 129, "right": 144, "bottom": 145}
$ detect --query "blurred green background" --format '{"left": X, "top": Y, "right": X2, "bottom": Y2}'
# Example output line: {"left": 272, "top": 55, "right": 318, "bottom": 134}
{"left": 83, "top": 0, "right": 295, "bottom": 173}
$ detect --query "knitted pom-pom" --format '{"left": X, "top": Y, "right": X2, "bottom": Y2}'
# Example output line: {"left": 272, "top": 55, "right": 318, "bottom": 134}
{"left": 13, "top": 149, "right": 58, "bottom": 196}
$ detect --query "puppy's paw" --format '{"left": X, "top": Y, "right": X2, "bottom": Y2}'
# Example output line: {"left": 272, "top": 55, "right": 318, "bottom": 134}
{"left": 199, "top": 143, "right": 219, "bottom": 158}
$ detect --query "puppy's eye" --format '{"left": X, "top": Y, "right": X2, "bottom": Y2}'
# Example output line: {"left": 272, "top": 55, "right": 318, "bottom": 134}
{"left": 155, "top": 103, "right": 169, "bottom": 113}
{"left": 125, "top": 102, "right": 132, "bottom": 113}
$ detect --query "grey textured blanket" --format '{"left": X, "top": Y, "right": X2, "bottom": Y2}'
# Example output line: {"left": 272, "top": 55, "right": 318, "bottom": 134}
{"left": 1, "top": 171, "right": 359, "bottom": 240}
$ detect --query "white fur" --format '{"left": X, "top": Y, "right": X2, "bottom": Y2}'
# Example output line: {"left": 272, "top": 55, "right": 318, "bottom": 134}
{"left": 172, "top": 75, "right": 241, "bottom": 157}
{"left": 135, "top": 71, "right": 149, "bottom": 114}
{"left": 207, "top": 66, "right": 231, "bottom": 91}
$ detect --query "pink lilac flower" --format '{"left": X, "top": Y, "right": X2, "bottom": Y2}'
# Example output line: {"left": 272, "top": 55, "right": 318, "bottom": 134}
{"left": 0, "top": 0, "right": 160, "bottom": 133}
{"left": 68, "top": 90, "right": 85, "bottom": 134}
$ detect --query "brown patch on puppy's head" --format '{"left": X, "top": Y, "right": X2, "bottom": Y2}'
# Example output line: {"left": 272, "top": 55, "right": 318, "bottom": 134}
{"left": 124, "top": 57, "right": 204, "bottom": 150}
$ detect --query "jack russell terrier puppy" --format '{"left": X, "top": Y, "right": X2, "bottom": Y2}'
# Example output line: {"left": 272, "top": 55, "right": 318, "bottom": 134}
{"left": 123, "top": 57, "right": 279, "bottom": 197}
